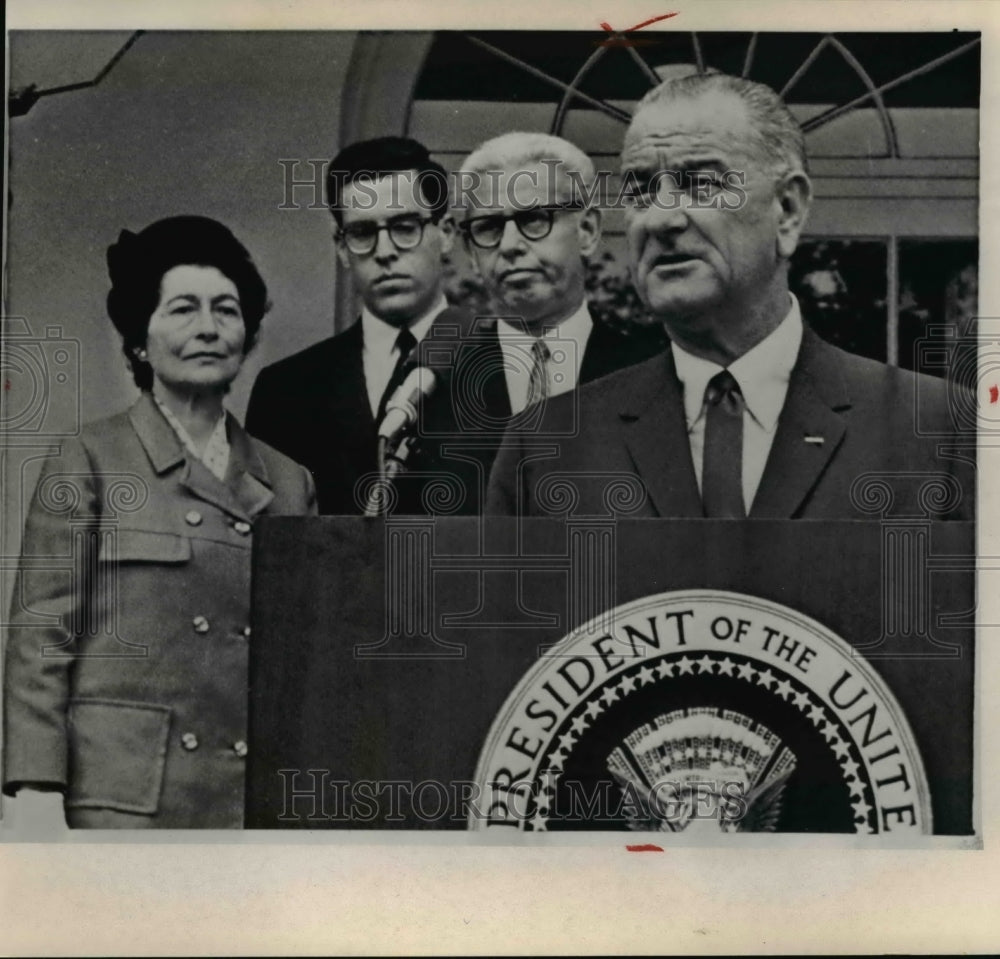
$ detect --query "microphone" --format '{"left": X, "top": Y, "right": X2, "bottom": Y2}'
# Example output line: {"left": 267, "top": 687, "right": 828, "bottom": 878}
{"left": 377, "top": 366, "right": 436, "bottom": 448}
{"left": 376, "top": 307, "right": 472, "bottom": 450}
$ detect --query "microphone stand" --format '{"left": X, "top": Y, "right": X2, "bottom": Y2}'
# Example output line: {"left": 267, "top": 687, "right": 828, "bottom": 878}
{"left": 363, "top": 433, "right": 415, "bottom": 517}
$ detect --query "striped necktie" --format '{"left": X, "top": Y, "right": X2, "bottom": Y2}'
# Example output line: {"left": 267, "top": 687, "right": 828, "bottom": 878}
{"left": 525, "top": 338, "right": 551, "bottom": 409}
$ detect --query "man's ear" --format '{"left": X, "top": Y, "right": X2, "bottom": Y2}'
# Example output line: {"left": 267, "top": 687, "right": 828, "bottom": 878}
{"left": 334, "top": 233, "right": 351, "bottom": 269}
{"left": 437, "top": 214, "right": 456, "bottom": 258}
{"left": 775, "top": 171, "right": 812, "bottom": 260}
{"left": 576, "top": 206, "right": 602, "bottom": 258}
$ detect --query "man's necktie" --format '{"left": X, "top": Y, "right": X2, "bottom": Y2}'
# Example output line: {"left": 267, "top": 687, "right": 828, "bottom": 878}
{"left": 376, "top": 326, "right": 418, "bottom": 424}
{"left": 525, "top": 338, "right": 551, "bottom": 409}
{"left": 701, "top": 369, "right": 746, "bottom": 518}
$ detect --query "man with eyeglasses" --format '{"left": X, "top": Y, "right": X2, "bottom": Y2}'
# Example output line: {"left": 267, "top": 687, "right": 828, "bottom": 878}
{"left": 487, "top": 74, "right": 973, "bottom": 520}
{"left": 246, "top": 136, "right": 456, "bottom": 514}
{"left": 454, "top": 132, "right": 665, "bottom": 424}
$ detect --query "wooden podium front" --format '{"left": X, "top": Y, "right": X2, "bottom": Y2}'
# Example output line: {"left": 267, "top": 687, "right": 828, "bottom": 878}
{"left": 246, "top": 517, "right": 974, "bottom": 834}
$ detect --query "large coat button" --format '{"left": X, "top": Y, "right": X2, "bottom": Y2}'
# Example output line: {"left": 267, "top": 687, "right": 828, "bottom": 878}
{"left": 233, "top": 520, "right": 252, "bottom": 535}
{"left": 184, "top": 510, "right": 203, "bottom": 526}
{"left": 233, "top": 741, "right": 248, "bottom": 758}
{"left": 192, "top": 615, "right": 210, "bottom": 634}
{"left": 181, "top": 732, "right": 199, "bottom": 751}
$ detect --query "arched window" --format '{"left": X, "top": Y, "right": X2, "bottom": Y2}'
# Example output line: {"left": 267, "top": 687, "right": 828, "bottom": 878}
{"left": 390, "top": 30, "right": 979, "bottom": 380}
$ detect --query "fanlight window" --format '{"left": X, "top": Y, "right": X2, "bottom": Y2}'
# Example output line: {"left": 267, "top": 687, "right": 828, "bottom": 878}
{"left": 406, "top": 31, "right": 979, "bottom": 381}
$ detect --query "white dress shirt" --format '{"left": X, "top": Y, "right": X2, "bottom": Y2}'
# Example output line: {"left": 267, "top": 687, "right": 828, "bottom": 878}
{"left": 361, "top": 296, "right": 446, "bottom": 420}
{"left": 497, "top": 300, "right": 594, "bottom": 415}
{"left": 671, "top": 296, "right": 803, "bottom": 512}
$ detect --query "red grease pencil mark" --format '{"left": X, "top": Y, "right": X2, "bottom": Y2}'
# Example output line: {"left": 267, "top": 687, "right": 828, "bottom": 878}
{"left": 626, "top": 843, "right": 664, "bottom": 852}
{"left": 989, "top": 384, "right": 998, "bottom": 404}
{"left": 3, "top": 380, "right": 10, "bottom": 391}
{"left": 598, "top": 13, "right": 679, "bottom": 47}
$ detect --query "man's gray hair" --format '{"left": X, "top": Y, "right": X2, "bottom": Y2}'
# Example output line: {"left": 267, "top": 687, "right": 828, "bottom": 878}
{"left": 629, "top": 73, "right": 808, "bottom": 176}
{"left": 457, "top": 131, "right": 597, "bottom": 208}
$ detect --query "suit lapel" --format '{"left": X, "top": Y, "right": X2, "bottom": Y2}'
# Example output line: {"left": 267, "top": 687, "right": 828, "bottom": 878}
{"left": 178, "top": 417, "right": 275, "bottom": 522}
{"left": 332, "top": 321, "right": 376, "bottom": 434}
{"left": 580, "top": 318, "right": 617, "bottom": 383}
{"left": 177, "top": 459, "right": 248, "bottom": 520}
{"left": 580, "top": 314, "right": 668, "bottom": 385}
{"left": 324, "top": 321, "right": 378, "bottom": 481}
{"left": 223, "top": 415, "right": 275, "bottom": 518}
{"left": 479, "top": 325, "right": 513, "bottom": 424}
{"left": 620, "top": 353, "right": 703, "bottom": 517}
{"left": 419, "top": 322, "right": 511, "bottom": 441}
{"left": 749, "top": 329, "right": 850, "bottom": 518}
{"left": 128, "top": 393, "right": 186, "bottom": 474}
{"left": 129, "top": 393, "right": 274, "bottom": 522}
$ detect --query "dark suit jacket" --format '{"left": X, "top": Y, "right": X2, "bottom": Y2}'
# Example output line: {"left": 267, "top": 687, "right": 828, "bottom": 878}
{"left": 486, "top": 328, "right": 975, "bottom": 520}
{"left": 246, "top": 313, "right": 666, "bottom": 515}
{"left": 247, "top": 322, "right": 376, "bottom": 515}
{"left": 3, "top": 393, "right": 316, "bottom": 828}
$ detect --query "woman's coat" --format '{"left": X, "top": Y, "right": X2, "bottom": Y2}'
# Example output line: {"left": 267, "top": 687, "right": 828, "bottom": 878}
{"left": 3, "top": 393, "right": 316, "bottom": 827}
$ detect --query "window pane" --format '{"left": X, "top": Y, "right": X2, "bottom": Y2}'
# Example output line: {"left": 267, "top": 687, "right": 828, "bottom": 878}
{"left": 584, "top": 248, "right": 649, "bottom": 333}
{"left": 790, "top": 240, "right": 888, "bottom": 362}
{"left": 898, "top": 240, "right": 978, "bottom": 389}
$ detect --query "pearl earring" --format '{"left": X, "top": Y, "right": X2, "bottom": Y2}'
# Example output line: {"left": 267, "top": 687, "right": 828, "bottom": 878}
{"left": 134, "top": 348, "right": 148, "bottom": 362}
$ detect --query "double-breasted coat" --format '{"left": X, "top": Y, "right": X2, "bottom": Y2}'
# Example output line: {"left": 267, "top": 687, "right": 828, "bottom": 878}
{"left": 2, "top": 393, "right": 316, "bottom": 827}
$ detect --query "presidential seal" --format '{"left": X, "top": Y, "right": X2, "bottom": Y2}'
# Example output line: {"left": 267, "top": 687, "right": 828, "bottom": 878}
{"left": 471, "top": 591, "right": 931, "bottom": 835}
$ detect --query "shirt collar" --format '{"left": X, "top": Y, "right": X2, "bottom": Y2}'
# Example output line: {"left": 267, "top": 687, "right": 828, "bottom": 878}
{"left": 671, "top": 295, "right": 803, "bottom": 433}
{"left": 496, "top": 298, "right": 593, "bottom": 348}
{"left": 361, "top": 294, "right": 448, "bottom": 355}
{"left": 152, "top": 394, "right": 230, "bottom": 481}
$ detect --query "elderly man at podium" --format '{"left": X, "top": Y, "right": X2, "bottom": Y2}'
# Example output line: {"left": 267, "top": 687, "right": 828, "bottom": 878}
{"left": 452, "top": 131, "right": 665, "bottom": 418}
{"left": 486, "top": 72, "right": 974, "bottom": 520}
{"left": 398, "top": 131, "right": 667, "bottom": 513}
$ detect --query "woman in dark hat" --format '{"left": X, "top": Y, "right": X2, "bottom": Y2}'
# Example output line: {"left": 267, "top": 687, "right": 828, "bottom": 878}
{"left": 3, "top": 215, "right": 316, "bottom": 828}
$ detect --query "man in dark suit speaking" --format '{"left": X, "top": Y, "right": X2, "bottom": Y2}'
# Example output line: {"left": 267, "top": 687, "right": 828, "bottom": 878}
{"left": 246, "top": 137, "right": 456, "bottom": 514}
{"left": 486, "top": 73, "right": 974, "bottom": 520}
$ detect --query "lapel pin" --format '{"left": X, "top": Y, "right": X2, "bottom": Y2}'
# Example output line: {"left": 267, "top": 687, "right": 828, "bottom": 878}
{"left": 803, "top": 435, "right": 825, "bottom": 445}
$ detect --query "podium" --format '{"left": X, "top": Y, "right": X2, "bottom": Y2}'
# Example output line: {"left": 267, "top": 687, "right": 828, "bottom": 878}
{"left": 246, "top": 517, "right": 974, "bottom": 835}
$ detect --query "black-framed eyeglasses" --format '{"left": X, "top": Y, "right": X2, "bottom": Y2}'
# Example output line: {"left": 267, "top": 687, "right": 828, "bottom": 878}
{"left": 337, "top": 214, "right": 436, "bottom": 256}
{"left": 459, "top": 204, "right": 582, "bottom": 250}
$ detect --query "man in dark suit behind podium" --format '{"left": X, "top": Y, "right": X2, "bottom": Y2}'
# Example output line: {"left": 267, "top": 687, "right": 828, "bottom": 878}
{"left": 421, "top": 132, "right": 665, "bottom": 510}
{"left": 246, "top": 137, "right": 457, "bottom": 514}
{"left": 249, "top": 133, "right": 664, "bottom": 514}
{"left": 487, "top": 74, "right": 974, "bottom": 520}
